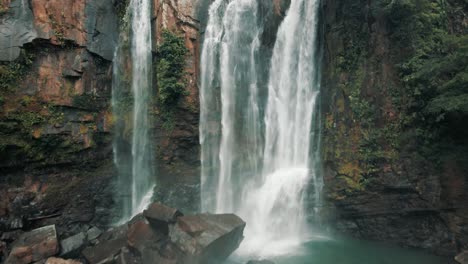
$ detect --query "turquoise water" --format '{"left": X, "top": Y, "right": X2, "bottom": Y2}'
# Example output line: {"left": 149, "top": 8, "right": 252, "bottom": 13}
{"left": 230, "top": 237, "right": 450, "bottom": 264}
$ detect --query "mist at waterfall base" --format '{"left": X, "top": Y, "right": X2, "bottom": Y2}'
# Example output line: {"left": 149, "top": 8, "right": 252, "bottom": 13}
{"left": 200, "top": 1, "right": 447, "bottom": 263}
{"left": 200, "top": 0, "right": 322, "bottom": 257}
{"left": 112, "top": 0, "right": 154, "bottom": 222}
{"left": 227, "top": 236, "right": 448, "bottom": 264}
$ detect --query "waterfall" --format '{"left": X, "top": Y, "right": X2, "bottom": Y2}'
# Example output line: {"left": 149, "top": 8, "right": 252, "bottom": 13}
{"left": 200, "top": 0, "right": 264, "bottom": 213}
{"left": 112, "top": 0, "right": 154, "bottom": 221}
{"left": 200, "top": 0, "right": 322, "bottom": 257}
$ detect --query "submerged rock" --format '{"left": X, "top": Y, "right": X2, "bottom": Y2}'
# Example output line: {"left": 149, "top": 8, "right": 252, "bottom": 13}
{"left": 456, "top": 251, "right": 468, "bottom": 264}
{"left": 246, "top": 260, "right": 275, "bottom": 264}
{"left": 6, "top": 225, "right": 59, "bottom": 264}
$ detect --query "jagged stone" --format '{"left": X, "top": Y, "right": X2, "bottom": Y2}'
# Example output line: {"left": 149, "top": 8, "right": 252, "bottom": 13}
{"left": 7, "top": 216, "right": 25, "bottom": 230}
{"left": 127, "top": 218, "right": 161, "bottom": 251}
{"left": 1, "top": 230, "right": 24, "bottom": 242}
{"left": 0, "top": 0, "right": 37, "bottom": 61}
{"left": 113, "top": 247, "right": 137, "bottom": 264}
{"left": 143, "top": 203, "right": 183, "bottom": 234}
{"left": 86, "top": 227, "right": 102, "bottom": 242}
{"left": 0, "top": 241, "right": 7, "bottom": 261}
{"left": 169, "top": 214, "right": 246, "bottom": 264}
{"left": 84, "top": 0, "right": 119, "bottom": 60}
{"left": 59, "top": 232, "right": 86, "bottom": 258}
{"left": 81, "top": 239, "right": 124, "bottom": 264}
{"left": 81, "top": 225, "right": 128, "bottom": 264}
{"left": 6, "top": 225, "right": 58, "bottom": 264}
{"left": 45, "top": 257, "right": 83, "bottom": 264}
{"left": 456, "top": 251, "right": 468, "bottom": 264}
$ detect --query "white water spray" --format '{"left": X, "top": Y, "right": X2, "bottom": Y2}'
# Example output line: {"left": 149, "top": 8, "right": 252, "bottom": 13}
{"left": 112, "top": 0, "right": 154, "bottom": 220}
{"left": 200, "top": 0, "right": 323, "bottom": 257}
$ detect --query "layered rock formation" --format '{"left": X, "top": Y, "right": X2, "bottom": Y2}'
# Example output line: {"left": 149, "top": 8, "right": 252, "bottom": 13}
{"left": 0, "top": 0, "right": 204, "bottom": 259}
{"left": 321, "top": 0, "right": 468, "bottom": 257}
{"left": 0, "top": 0, "right": 118, "bottom": 248}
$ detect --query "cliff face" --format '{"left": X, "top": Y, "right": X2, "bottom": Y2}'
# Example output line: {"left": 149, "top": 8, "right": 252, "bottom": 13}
{"left": 0, "top": 0, "right": 202, "bottom": 242}
{"left": 151, "top": 0, "right": 202, "bottom": 212}
{"left": 321, "top": 0, "right": 467, "bottom": 255}
{"left": 0, "top": 0, "right": 118, "bottom": 238}
{"left": 1, "top": 0, "right": 466, "bottom": 259}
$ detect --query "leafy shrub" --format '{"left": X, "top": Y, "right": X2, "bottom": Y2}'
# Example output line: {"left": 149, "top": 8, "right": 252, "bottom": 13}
{"left": 156, "top": 30, "right": 188, "bottom": 108}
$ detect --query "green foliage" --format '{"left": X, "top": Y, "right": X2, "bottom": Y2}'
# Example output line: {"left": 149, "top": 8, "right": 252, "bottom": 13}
{"left": 419, "top": 35, "right": 468, "bottom": 116}
{"left": 385, "top": 0, "right": 468, "bottom": 160}
{"left": 393, "top": 2, "right": 466, "bottom": 117}
{"left": 0, "top": 50, "right": 35, "bottom": 92}
{"left": 325, "top": 0, "right": 467, "bottom": 195}
{"left": 156, "top": 30, "right": 188, "bottom": 108}
{"left": 48, "top": 14, "right": 66, "bottom": 45}
{"left": 115, "top": 0, "right": 130, "bottom": 26}
{"left": 8, "top": 111, "right": 45, "bottom": 130}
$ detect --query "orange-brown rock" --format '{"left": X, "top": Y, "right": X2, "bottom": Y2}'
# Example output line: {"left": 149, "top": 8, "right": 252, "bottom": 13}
{"left": 45, "top": 257, "right": 83, "bottom": 264}
{"left": 31, "top": 0, "right": 86, "bottom": 45}
{"left": 151, "top": 0, "right": 201, "bottom": 212}
{"left": 6, "top": 225, "right": 58, "bottom": 264}
{"left": 127, "top": 218, "right": 161, "bottom": 251}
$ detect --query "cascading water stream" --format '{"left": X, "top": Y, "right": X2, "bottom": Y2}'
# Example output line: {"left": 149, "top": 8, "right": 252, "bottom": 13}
{"left": 200, "top": 0, "right": 322, "bottom": 257}
{"left": 112, "top": 0, "right": 154, "bottom": 221}
{"left": 200, "top": 0, "right": 264, "bottom": 213}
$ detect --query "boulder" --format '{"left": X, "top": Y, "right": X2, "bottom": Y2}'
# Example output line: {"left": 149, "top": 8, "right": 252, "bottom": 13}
{"left": 59, "top": 232, "right": 86, "bottom": 258}
{"left": 143, "top": 203, "right": 183, "bottom": 235}
{"left": 86, "top": 227, "right": 102, "bottom": 242}
{"left": 6, "top": 216, "right": 25, "bottom": 230}
{"left": 115, "top": 247, "right": 140, "bottom": 264}
{"left": 127, "top": 218, "right": 160, "bottom": 251}
{"left": 45, "top": 257, "right": 83, "bottom": 264}
{"left": 81, "top": 238, "right": 124, "bottom": 264}
{"left": 456, "top": 251, "right": 468, "bottom": 264}
{"left": 80, "top": 203, "right": 246, "bottom": 264}
{"left": 6, "top": 225, "right": 59, "bottom": 264}
{"left": 169, "top": 214, "right": 246, "bottom": 264}
{"left": 1, "top": 241, "right": 7, "bottom": 261}
{"left": 81, "top": 225, "right": 128, "bottom": 264}
{"left": 1, "top": 230, "right": 24, "bottom": 242}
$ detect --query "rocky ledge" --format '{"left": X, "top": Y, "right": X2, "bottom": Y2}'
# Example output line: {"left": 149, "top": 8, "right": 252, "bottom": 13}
{"left": 3, "top": 202, "right": 246, "bottom": 264}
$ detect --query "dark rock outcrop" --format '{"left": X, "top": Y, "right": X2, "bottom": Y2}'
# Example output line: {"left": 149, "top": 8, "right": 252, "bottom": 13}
{"left": 170, "top": 214, "right": 245, "bottom": 263}
{"left": 6, "top": 225, "right": 58, "bottom": 264}
{"left": 59, "top": 232, "right": 86, "bottom": 258}
{"left": 320, "top": 0, "right": 467, "bottom": 257}
{"left": 456, "top": 251, "right": 468, "bottom": 264}
{"left": 0, "top": 0, "right": 203, "bottom": 254}
{"left": 81, "top": 202, "right": 245, "bottom": 264}
{"left": 0, "top": 0, "right": 118, "bottom": 61}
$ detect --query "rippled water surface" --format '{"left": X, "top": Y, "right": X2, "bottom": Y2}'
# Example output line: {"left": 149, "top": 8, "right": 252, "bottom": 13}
{"left": 229, "top": 237, "right": 449, "bottom": 264}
